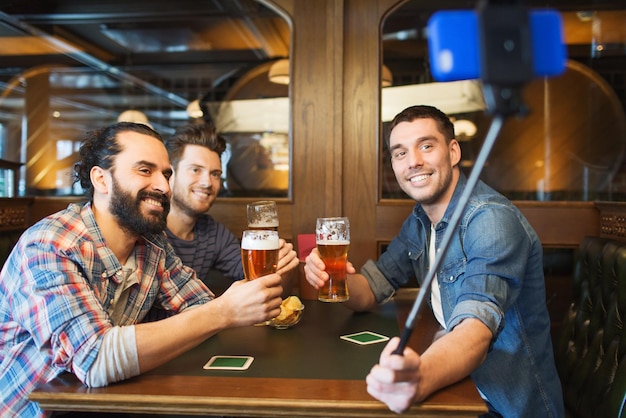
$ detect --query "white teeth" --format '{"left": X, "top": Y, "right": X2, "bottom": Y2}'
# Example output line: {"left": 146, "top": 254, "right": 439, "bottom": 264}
{"left": 409, "top": 174, "right": 430, "bottom": 184}
{"left": 193, "top": 190, "right": 210, "bottom": 198}
{"left": 145, "top": 198, "right": 162, "bottom": 207}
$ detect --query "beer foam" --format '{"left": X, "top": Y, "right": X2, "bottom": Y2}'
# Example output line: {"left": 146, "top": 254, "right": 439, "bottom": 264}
{"left": 316, "top": 239, "right": 350, "bottom": 245}
{"left": 242, "top": 235, "right": 280, "bottom": 250}
{"left": 248, "top": 220, "right": 279, "bottom": 228}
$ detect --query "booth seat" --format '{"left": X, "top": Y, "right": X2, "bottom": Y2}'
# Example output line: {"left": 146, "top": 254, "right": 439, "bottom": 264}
{"left": 554, "top": 236, "right": 626, "bottom": 418}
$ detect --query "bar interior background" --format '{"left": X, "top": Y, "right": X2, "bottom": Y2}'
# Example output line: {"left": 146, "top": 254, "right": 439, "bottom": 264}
{"left": 0, "top": 0, "right": 625, "bottom": 340}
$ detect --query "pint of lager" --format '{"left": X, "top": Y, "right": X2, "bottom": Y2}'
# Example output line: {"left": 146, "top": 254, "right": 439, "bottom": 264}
{"left": 316, "top": 217, "right": 350, "bottom": 302}
{"left": 241, "top": 230, "right": 280, "bottom": 280}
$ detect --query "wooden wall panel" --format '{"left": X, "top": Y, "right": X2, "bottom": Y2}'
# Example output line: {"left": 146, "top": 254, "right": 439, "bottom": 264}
{"left": 29, "top": 197, "right": 81, "bottom": 226}
{"left": 0, "top": 198, "right": 32, "bottom": 231}
{"left": 289, "top": 0, "right": 345, "bottom": 243}
{"left": 514, "top": 201, "right": 600, "bottom": 247}
{"left": 342, "top": 0, "right": 403, "bottom": 268}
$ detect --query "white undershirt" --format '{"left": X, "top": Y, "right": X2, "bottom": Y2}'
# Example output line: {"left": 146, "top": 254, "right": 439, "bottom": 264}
{"left": 430, "top": 224, "right": 446, "bottom": 329}
{"left": 84, "top": 325, "right": 139, "bottom": 387}
{"left": 109, "top": 251, "right": 139, "bottom": 325}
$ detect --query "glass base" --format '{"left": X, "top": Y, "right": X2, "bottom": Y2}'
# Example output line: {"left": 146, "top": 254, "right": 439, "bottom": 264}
{"left": 318, "top": 295, "right": 349, "bottom": 303}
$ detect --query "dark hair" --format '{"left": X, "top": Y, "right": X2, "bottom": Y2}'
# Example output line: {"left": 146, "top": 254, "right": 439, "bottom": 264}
{"left": 73, "top": 122, "right": 163, "bottom": 199}
{"left": 385, "top": 105, "right": 455, "bottom": 147}
{"left": 165, "top": 122, "right": 227, "bottom": 169}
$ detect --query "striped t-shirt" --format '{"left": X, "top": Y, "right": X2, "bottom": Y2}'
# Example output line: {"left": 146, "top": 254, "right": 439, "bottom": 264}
{"left": 166, "top": 215, "right": 244, "bottom": 287}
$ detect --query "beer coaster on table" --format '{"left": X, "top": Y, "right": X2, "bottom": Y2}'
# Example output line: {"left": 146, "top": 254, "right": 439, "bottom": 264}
{"left": 340, "top": 331, "right": 390, "bottom": 345}
{"left": 203, "top": 355, "right": 254, "bottom": 370}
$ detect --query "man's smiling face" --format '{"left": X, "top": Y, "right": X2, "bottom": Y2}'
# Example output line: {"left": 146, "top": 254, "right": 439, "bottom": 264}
{"left": 389, "top": 118, "right": 461, "bottom": 208}
{"left": 107, "top": 131, "right": 172, "bottom": 235}
{"left": 170, "top": 144, "right": 223, "bottom": 218}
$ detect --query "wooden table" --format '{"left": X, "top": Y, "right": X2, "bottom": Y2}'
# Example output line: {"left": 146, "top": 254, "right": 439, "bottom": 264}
{"left": 30, "top": 289, "right": 487, "bottom": 417}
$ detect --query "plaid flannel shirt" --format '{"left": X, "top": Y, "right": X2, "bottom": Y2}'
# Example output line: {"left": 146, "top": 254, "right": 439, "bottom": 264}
{"left": 0, "top": 202, "right": 213, "bottom": 417}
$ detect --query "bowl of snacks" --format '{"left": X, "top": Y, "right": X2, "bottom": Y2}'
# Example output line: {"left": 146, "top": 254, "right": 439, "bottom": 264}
{"left": 270, "top": 295, "right": 305, "bottom": 329}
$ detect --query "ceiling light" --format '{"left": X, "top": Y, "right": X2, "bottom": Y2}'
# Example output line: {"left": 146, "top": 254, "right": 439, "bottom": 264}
{"left": 453, "top": 119, "right": 478, "bottom": 140}
{"left": 269, "top": 59, "right": 394, "bottom": 87}
{"left": 269, "top": 59, "right": 290, "bottom": 85}
{"left": 576, "top": 11, "right": 594, "bottom": 22}
{"left": 117, "top": 109, "right": 152, "bottom": 128}
{"left": 186, "top": 99, "right": 203, "bottom": 118}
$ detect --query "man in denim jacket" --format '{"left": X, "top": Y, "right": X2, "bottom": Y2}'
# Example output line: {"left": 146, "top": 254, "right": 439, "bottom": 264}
{"left": 304, "top": 105, "right": 564, "bottom": 418}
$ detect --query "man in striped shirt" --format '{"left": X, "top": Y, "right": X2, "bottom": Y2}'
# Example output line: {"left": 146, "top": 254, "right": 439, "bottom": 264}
{"left": 0, "top": 122, "right": 283, "bottom": 417}
{"left": 164, "top": 123, "right": 298, "bottom": 295}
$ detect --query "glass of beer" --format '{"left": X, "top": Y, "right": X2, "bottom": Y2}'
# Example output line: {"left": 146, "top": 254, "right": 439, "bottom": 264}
{"left": 241, "top": 230, "right": 280, "bottom": 281}
{"left": 247, "top": 200, "right": 279, "bottom": 231}
{"left": 316, "top": 217, "right": 350, "bottom": 302}
{"left": 241, "top": 230, "right": 280, "bottom": 326}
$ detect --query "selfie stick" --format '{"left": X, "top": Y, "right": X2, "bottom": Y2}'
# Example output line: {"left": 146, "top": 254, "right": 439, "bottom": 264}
{"left": 392, "top": 0, "right": 565, "bottom": 356}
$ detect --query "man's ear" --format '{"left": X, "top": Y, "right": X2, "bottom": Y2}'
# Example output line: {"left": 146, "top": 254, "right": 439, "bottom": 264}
{"left": 90, "top": 166, "right": 110, "bottom": 195}
{"left": 449, "top": 139, "right": 462, "bottom": 167}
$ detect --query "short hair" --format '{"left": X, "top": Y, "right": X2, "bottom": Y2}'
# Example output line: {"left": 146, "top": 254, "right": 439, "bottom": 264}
{"left": 73, "top": 122, "right": 162, "bottom": 199}
{"left": 385, "top": 105, "right": 455, "bottom": 147}
{"left": 165, "top": 122, "right": 227, "bottom": 169}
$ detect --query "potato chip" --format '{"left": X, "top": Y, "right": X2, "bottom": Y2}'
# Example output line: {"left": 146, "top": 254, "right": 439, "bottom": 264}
{"left": 271, "top": 296, "right": 304, "bottom": 328}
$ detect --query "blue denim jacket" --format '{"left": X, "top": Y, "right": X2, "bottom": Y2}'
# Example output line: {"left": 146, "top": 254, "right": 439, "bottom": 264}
{"left": 362, "top": 173, "right": 564, "bottom": 418}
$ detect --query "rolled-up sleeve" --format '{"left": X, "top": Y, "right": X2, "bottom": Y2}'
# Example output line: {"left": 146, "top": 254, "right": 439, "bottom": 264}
{"left": 361, "top": 260, "right": 397, "bottom": 304}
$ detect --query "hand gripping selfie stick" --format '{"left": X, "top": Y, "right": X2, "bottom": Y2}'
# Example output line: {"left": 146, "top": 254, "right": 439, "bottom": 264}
{"left": 392, "top": 0, "right": 566, "bottom": 355}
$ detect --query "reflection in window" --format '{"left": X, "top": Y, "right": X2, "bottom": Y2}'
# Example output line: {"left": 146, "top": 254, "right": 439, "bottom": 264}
{"left": 0, "top": 1, "right": 291, "bottom": 198}
{"left": 207, "top": 71, "right": 290, "bottom": 198}
{"left": 0, "top": 168, "right": 15, "bottom": 197}
{"left": 56, "top": 140, "right": 73, "bottom": 160}
{"left": 381, "top": 2, "right": 626, "bottom": 202}
{"left": 221, "top": 132, "right": 289, "bottom": 197}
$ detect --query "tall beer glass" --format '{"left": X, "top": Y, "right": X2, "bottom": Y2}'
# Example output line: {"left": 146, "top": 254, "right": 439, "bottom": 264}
{"left": 241, "top": 230, "right": 280, "bottom": 326}
{"left": 247, "top": 200, "right": 279, "bottom": 231}
{"left": 316, "top": 217, "right": 350, "bottom": 302}
{"left": 241, "top": 230, "right": 280, "bottom": 280}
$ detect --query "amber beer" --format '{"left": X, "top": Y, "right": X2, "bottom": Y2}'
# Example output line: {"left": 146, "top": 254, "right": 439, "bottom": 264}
{"left": 317, "top": 240, "right": 350, "bottom": 302}
{"left": 316, "top": 216, "right": 350, "bottom": 302}
{"left": 241, "top": 230, "right": 280, "bottom": 280}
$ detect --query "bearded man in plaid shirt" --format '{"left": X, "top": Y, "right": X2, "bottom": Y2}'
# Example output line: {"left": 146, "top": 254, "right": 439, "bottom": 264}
{"left": 0, "top": 122, "right": 283, "bottom": 417}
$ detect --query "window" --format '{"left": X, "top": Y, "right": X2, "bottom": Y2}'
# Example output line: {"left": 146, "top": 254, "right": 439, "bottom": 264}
{"left": 381, "top": 2, "right": 626, "bottom": 202}
{"left": 0, "top": 1, "right": 291, "bottom": 198}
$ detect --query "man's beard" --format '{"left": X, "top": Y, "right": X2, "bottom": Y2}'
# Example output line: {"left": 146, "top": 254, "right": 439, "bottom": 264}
{"left": 109, "top": 176, "right": 170, "bottom": 235}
